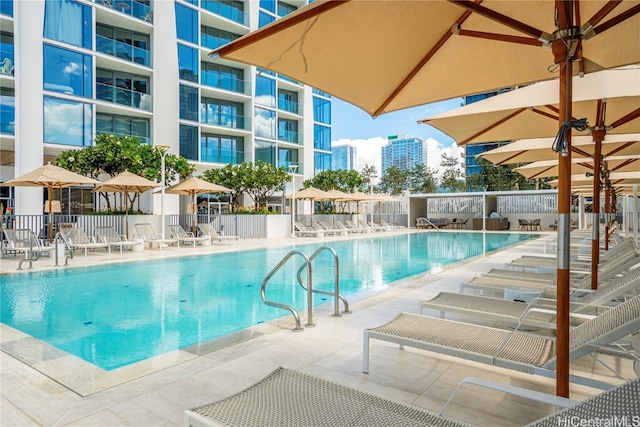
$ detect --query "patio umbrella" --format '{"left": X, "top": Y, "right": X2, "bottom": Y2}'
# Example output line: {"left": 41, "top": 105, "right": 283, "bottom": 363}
{"left": 477, "top": 134, "right": 640, "bottom": 166}
{"left": 211, "top": 0, "right": 640, "bottom": 396}
{"left": 324, "top": 189, "right": 352, "bottom": 226}
{"left": 164, "top": 177, "right": 231, "bottom": 235}
{"left": 287, "top": 186, "right": 330, "bottom": 226}
{"left": 93, "top": 171, "right": 160, "bottom": 239}
{"left": 370, "top": 194, "right": 398, "bottom": 225}
{"left": 0, "top": 162, "right": 100, "bottom": 242}
{"left": 514, "top": 154, "right": 640, "bottom": 180}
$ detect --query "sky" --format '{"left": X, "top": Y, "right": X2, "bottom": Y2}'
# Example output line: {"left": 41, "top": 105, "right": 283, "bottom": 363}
{"left": 330, "top": 97, "right": 466, "bottom": 179}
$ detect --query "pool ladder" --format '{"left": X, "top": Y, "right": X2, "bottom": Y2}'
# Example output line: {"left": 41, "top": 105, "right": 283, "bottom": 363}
{"left": 17, "top": 231, "right": 73, "bottom": 270}
{"left": 261, "top": 245, "right": 351, "bottom": 331}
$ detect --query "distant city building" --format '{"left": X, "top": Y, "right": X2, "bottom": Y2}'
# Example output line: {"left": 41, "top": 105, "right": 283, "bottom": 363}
{"left": 381, "top": 134, "right": 428, "bottom": 175}
{"left": 331, "top": 144, "right": 356, "bottom": 170}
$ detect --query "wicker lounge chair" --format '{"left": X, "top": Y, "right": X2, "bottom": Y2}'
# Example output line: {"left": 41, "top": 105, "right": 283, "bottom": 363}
{"left": 420, "top": 267, "right": 640, "bottom": 330}
{"left": 185, "top": 366, "right": 472, "bottom": 427}
{"left": 95, "top": 226, "right": 142, "bottom": 254}
{"left": 198, "top": 223, "right": 238, "bottom": 244}
{"left": 363, "top": 295, "right": 640, "bottom": 389}
{"left": 167, "top": 224, "right": 210, "bottom": 247}
{"left": 134, "top": 223, "right": 178, "bottom": 249}
{"left": 59, "top": 227, "right": 110, "bottom": 256}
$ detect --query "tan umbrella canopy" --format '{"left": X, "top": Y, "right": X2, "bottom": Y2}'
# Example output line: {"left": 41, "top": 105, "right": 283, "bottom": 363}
{"left": 419, "top": 67, "right": 640, "bottom": 144}
{"left": 94, "top": 171, "right": 160, "bottom": 238}
{"left": 0, "top": 162, "right": 101, "bottom": 241}
{"left": 211, "top": 0, "right": 640, "bottom": 397}
{"left": 477, "top": 134, "right": 640, "bottom": 165}
{"left": 514, "top": 154, "right": 640, "bottom": 180}
{"left": 164, "top": 177, "right": 231, "bottom": 234}
{"left": 286, "top": 186, "right": 330, "bottom": 226}
{"left": 549, "top": 171, "right": 640, "bottom": 187}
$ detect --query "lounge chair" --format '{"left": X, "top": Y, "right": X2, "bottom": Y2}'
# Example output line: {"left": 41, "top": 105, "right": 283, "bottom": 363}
{"left": 59, "top": 227, "right": 110, "bottom": 256}
{"left": 345, "top": 219, "right": 365, "bottom": 233}
{"left": 368, "top": 221, "right": 388, "bottom": 231}
{"left": 134, "top": 223, "right": 178, "bottom": 249}
{"left": 334, "top": 220, "right": 356, "bottom": 233}
{"left": 315, "top": 220, "right": 340, "bottom": 235}
{"left": 380, "top": 219, "right": 405, "bottom": 230}
{"left": 1, "top": 228, "right": 55, "bottom": 258}
{"left": 293, "top": 221, "right": 325, "bottom": 237}
{"left": 198, "top": 223, "right": 239, "bottom": 244}
{"left": 95, "top": 226, "right": 142, "bottom": 254}
{"left": 420, "top": 267, "right": 640, "bottom": 330}
{"left": 184, "top": 366, "right": 472, "bottom": 427}
{"left": 363, "top": 295, "right": 640, "bottom": 389}
{"left": 167, "top": 224, "right": 210, "bottom": 247}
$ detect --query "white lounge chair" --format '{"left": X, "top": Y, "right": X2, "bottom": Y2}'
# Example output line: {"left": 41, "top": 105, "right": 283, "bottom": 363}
{"left": 134, "top": 223, "right": 178, "bottom": 249}
{"left": 95, "top": 226, "right": 142, "bottom": 254}
{"left": 1, "top": 228, "right": 55, "bottom": 258}
{"left": 59, "top": 227, "right": 110, "bottom": 256}
{"left": 198, "top": 223, "right": 239, "bottom": 244}
{"left": 293, "top": 221, "right": 325, "bottom": 237}
{"left": 167, "top": 224, "right": 210, "bottom": 247}
{"left": 364, "top": 295, "right": 640, "bottom": 389}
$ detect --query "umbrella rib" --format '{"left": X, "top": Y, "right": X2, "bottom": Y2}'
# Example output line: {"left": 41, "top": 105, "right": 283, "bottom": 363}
{"left": 531, "top": 107, "right": 560, "bottom": 121}
{"left": 591, "top": 4, "right": 640, "bottom": 36}
{"left": 604, "top": 141, "right": 637, "bottom": 156}
{"left": 456, "top": 29, "right": 543, "bottom": 46}
{"left": 608, "top": 107, "right": 640, "bottom": 130}
{"left": 496, "top": 151, "right": 526, "bottom": 165}
{"left": 529, "top": 166, "right": 555, "bottom": 180}
{"left": 571, "top": 146, "right": 592, "bottom": 158}
{"left": 460, "top": 108, "right": 527, "bottom": 144}
{"left": 584, "top": 0, "right": 622, "bottom": 29}
{"left": 611, "top": 158, "right": 638, "bottom": 171}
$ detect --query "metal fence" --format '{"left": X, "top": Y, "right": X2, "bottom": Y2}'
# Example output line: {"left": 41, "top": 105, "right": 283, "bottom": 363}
{"left": 497, "top": 193, "right": 558, "bottom": 214}
{"left": 427, "top": 196, "right": 483, "bottom": 215}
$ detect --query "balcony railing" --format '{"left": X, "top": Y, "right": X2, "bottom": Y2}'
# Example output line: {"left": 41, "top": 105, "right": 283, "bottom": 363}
{"left": 201, "top": 0, "right": 248, "bottom": 26}
{"left": 200, "top": 148, "right": 247, "bottom": 165}
{"left": 200, "top": 112, "right": 251, "bottom": 131}
{"left": 281, "top": 161, "right": 302, "bottom": 174}
{"left": 278, "top": 129, "right": 301, "bottom": 144}
{"left": 278, "top": 74, "right": 300, "bottom": 85}
{"left": 278, "top": 98, "right": 300, "bottom": 115}
{"left": 96, "top": 35, "right": 151, "bottom": 67}
{"left": 201, "top": 33, "right": 238, "bottom": 51}
{"left": 96, "top": 82, "right": 152, "bottom": 112}
{"left": 98, "top": 0, "right": 153, "bottom": 22}
{"left": 201, "top": 71, "right": 249, "bottom": 95}
{"left": 96, "top": 130, "right": 151, "bottom": 144}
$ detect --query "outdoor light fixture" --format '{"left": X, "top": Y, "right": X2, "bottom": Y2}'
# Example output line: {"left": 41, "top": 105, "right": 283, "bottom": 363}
{"left": 288, "top": 164, "right": 298, "bottom": 238}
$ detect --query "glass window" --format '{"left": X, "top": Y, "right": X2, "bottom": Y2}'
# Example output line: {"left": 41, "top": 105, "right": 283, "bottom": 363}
{"left": 95, "top": 68, "right": 150, "bottom": 110}
{"left": 200, "top": 25, "right": 241, "bottom": 50}
{"left": 0, "top": 87, "right": 14, "bottom": 135}
{"left": 255, "top": 74, "right": 275, "bottom": 107}
{"left": 312, "top": 88, "right": 331, "bottom": 98}
{"left": 260, "top": 0, "right": 275, "bottom": 13}
{"left": 201, "top": 62, "right": 245, "bottom": 93}
{"left": 44, "top": 0, "right": 91, "bottom": 49}
{"left": 44, "top": 96, "right": 92, "bottom": 146}
{"left": 180, "top": 124, "right": 199, "bottom": 160}
{"left": 255, "top": 139, "right": 275, "bottom": 165}
{"left": 201, "top": 97, "right": 245, "bottom": 129}
{"left": 313, "top": 124, "right": 331, "bottom": 151}
{"left": 201, "top": 133, "right": 244, "bottom": 164}
{"left": 277, "top": 1, "right": 297, "bottom": 17}
{"left": 178, "top": 43, "right": 198, "bottom": 82}
{"left": 313, "top": 96, "right": 331, "bottom": 124}
{"left": 96, "top": 113, "right": 150, "bottom": 144}
{"left": 1, "top": 31, "right": 14, "bottom": 76}
{"left": 43, "top": 44, "right": 92, "bottom": 97}
{"left": 180, "top": 84, "right": 199, "bottom": 121}
{"left": 278, "top": 147, "right": 298, "bottom": 169}
{"left": 175, "top": 3, "right": 198, "bottom": 44}
{"left": 254, "top": 107, "right": 276, "bottom": 139}
{"left": 314, "top": 152, "right": 331, "bottom": 174}
{"left": 0, "top": 0, "right": 13, "bottom": 17}
{"left": 201, "top": 0, "right": 246, "bottom": 26}
{"left": 258, "top": 11, "right": 275, "bottom": 28}
{"left": 278, "top": 119, "right": 298, "bottom": 143}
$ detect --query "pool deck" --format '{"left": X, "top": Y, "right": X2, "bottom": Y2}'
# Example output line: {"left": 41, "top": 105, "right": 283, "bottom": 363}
{"left": 1, "top": 229, "right": 636, "bottom": 426}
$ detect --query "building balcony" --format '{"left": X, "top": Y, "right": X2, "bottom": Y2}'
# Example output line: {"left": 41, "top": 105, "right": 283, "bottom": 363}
{"left": 200, "top": 148, "right": 247, "bottom": 165}
{"left": 96, "top": 130, "right": 151, "bottom": 144}
{"left": 278, "top": 130, "right": 301, "bottom": 145}
{"left": 200, "top": 112, "right": 251, "bottom": 131}
{"left": 277, "top": 99, "right": 300, "bottom": 115}
{"left": 201, "top": 72, "right": 250, "bottom": 95}
{"left": 201, "top": 33, "right": 238, "bottom": 51}
{"left": 96, "top": 82, "right": 152, "bottom": 112}
{"left": 201, "top": 0, "right": 248, "bottom": 27}
{"left": 96, "top": 0, "right": 153, "bottom": 23}
{"left": 96, "top": 35, "right": 151, "bottom": 67}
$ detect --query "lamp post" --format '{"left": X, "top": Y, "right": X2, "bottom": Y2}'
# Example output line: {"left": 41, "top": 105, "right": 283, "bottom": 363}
{"left": 157, "top": 145, "right": 170, "bottom": 232}
{"left": 288, "top": 164, "right": 298, "bottom": 238}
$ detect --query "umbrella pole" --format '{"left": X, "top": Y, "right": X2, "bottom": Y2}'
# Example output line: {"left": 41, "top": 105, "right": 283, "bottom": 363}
{"left": 125, "top": 191, "right": 129, "bottom": 240}
{"left": 590, "top": 130, "right": 605, "bottom": 290}
{"left": 553, "top": 3, "right": 574, "bottom": 397}
{"left": 192, "top": 194, "right": 197, "bottom": 235}
{"left": 47, "top": 186, "right": 53, "bottom": 243}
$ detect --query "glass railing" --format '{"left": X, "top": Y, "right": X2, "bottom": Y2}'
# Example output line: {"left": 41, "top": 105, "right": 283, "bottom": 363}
{"left": 278, "top": 98, "right": 300, "bottom": 115}
{"left": 96, "top": 82, "right": 152, "bottom": 112}
{"left": 96, "top": 130, "right": 151, "bottom": 144}
{"left": 1, "top": 48, "right": 14, "bottom": 76}
{"left": 200, "top": 147, "right": 246, "bottom": 164}
{"left": 201, "top": 33, "right": 238, "bottom": 51}
{"left": 201, "top": 0, "right": 248, "bottom": 26}
{"left": 97, "top": 0, "right": 153, "bottom": 23}
{"left": 278, "top": 74, "right": 300, "bottom": 85}
{"left": 200, "top": 112, "right": 251, "bottom": 131}
{"left": 201, "top": 71, "right": 249, "bottom": 95}
{"left": 281, "top": 161, "right": 302, "bottom": 174}
{"left": 96, "top": 35, "right": 151, "bottom": 67}
{"left": 0, "top": 106, "right": 14, "bottom": 135}
{"left": 278, "top": 129, "right": 301, "bottom": 144}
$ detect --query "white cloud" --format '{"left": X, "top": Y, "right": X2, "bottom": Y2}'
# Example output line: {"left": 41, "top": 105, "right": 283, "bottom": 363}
{"left": 333, "top": 136, "right": 464, "bottom": 181}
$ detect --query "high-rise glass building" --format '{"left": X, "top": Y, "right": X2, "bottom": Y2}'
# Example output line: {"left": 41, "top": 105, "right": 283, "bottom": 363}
{"left": 0, "top": 0, "right": 328, "bottom": 215}
{"left": 331, "top": 144, "right": 356, "bottom": 171}
{"left": 380, "top": 134, "right": 427, "bottom": 175}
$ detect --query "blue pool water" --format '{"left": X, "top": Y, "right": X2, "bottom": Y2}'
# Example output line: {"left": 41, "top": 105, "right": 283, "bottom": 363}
{"left": 1, "top": 232, "right": 536, "bottom": 370}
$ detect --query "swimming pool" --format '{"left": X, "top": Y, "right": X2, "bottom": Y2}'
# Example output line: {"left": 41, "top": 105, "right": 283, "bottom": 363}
{"left": 1, "top": 232, "right": 536, "bottom": 370}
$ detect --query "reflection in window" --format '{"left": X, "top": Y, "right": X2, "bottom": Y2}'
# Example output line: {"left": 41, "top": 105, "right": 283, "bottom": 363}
{"left": 314, "top": 124, "right": 331, "bottom": 151}
{"left": 0, "top": 87, "right": 15, "bottom": 135}
{"left": 255, "top": 74, "right": 275, "bottom": 107}
{"left": 176, "top": 3, "right": 198, "bottom": 44}
{"left": 278, "top": 147, "right": 298, "bottom": 169}
{"left": 278, "top": 119, "right": 299, "bottom": 144}
{"left": 96, "top": 24, "right": 151, "bottom": 66}
{"left": 95, "top": 68, "right": 150, "bottom": 110}
{"left": 254, "top": 107, "right": 276, "bottom": 139}
{"left": 180, "top": 84, "right": 199, "bottom": 121}
{"left": 278, "top": 1, "right": 297, "bottom": 17}
{"left": 1, "top": 31, "right": 14, "bottom": 75}
{"left": 96, "top": 113, "right": 150, "bottom": 144}
{"left": 201, "top": 98, "right": 245, "bottom": 129}
{"left": 200, "top": 25, "right": 241, "bottom": 50}
{"left": 44, "top": 0, "right": 91, "bottom": 49}
{"left": 180, "top": 124, "right": 199, "bottom": 160}
{"left": 0, "top": 0, "right": 13, "bottom": 17}
{"left": 43, "top": 44, "right": 92, "bottom": 97}
{"left": 314, "top": 152, "right": 331, "bottom": 174}
{"left": 44, "top": 96, "right": 92, "bottom": 146}
{"left": 258, "top": 11, "right": 275, "bottom": 28}
{"left": 178, "top": 43, "right": 198, "bottom": 82}
{"left": 313, "top": 96, "right": 331, "bottom": 124}
{"left": 259, "top": 0, "right": 275, "bottom": 13}
{"left": 201, "top": 62, "right": 245, "bottom": 93}
{"left": 255, "top": 139, "right": 276, "bottom": 165}
{"left": 53, "top": 187, "right": 94, "bottom": 215}
{"left": 201, "top": 133, "right": 244, "bottom": 164}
